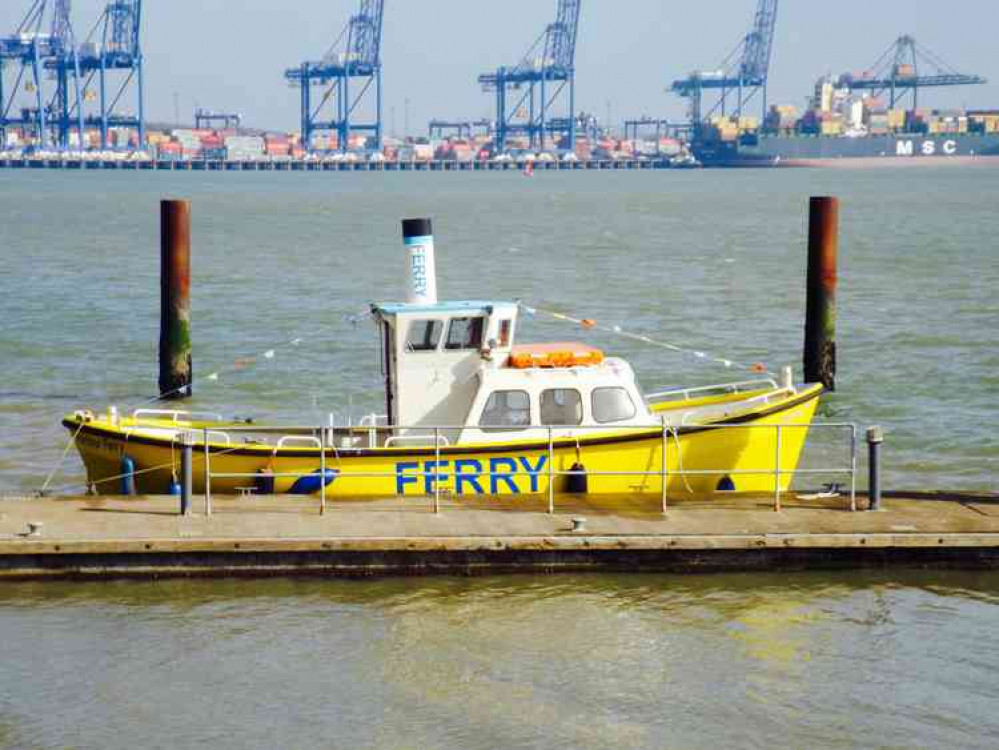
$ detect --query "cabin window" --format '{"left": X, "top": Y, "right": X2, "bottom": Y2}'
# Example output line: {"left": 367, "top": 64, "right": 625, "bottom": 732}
{"left": 540, "top": 389, "right": 583, "bottom": 426}
{"left": 445, "top": 317, "right": 486, "bottom": 350}
{"left": 405, "top": 320, "right": 443, "bottom": 352}
{"left": 592, "top": 387, "right": 637, "bottom": 423}
{"left": 479, "top": 390, "right": 531, "bottom": 431}
{"left": 497, "top": 319, "right": 512, "bottom": 347}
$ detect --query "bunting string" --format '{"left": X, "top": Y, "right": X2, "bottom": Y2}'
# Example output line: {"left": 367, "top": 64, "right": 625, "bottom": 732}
{"left": 518, "top": 302, "right": 772, "bottom": 376}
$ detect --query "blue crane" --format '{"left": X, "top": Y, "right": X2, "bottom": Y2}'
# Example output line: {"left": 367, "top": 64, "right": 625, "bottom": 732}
{"left": 478, "top": 0, "right": 582, "bottom": 154}
{"left": 0, "top": 1, "right": 62, "bottom": 149}
{"left": 47, "top": 0, "right": 86, "bottom": 150}
{"left": 69, "top": 0, "right": 145, "bottom": 150}
{"left": 285, "top": 0, "right": 386, "bottom": 153}
{"left": 837, "top": 36, "right": 986, "bottom": 109}
{"left": 671, "top": 0, "right": 779, "bottom": 126}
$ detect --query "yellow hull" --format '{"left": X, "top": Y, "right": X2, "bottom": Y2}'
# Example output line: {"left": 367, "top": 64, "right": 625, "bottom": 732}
{"left": 63, "top": 385, "right": 822, "bottom": 499}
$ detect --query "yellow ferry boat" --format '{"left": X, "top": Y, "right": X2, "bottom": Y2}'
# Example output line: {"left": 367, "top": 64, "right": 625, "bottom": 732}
{"left": 62, "top": 220, "right": 824, "bottom": 500}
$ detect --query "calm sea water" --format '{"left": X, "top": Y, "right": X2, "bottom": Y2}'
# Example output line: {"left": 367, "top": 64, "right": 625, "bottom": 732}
{"left": 0, "top": 572, "right": 998, "bottom": 750}
{"left": 0, "top": 168, "right": 997, "bottom": 749}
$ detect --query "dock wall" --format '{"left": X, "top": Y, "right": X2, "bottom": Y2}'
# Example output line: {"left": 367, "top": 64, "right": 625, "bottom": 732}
{"left": 3, "top": 533, "right": 998, "bottom": 581}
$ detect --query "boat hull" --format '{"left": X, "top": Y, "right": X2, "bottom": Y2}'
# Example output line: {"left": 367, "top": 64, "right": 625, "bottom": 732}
{"left": 64, "top": 386, "right": 822, "bottom": 499}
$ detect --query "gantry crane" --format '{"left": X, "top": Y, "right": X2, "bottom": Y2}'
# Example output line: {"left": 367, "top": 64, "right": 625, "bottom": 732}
{"left": 0, "top": 1, "right": 65, "bottom": 149}
{"left": 48, "top": 0, "right": 85, "bottom": 150}
{"left": 195, "top": 109, "right": 241, "bottom": 131}
{"left": 428, "top": 119, "right": 491, "bottom": 140}
{"left": 838, "top": 35, "right": 986, "bottom": 109}
{"left": 285, "top": 0, "right": 385, "bottom": 153}
{"left": 50, "top": 0, "right": 145, "bottom": 150}
{"left": 478, "top": 0, "right": 582, "bottom": 153}
{"left": 671, "top": 0, "right": 778, "bottom": 126}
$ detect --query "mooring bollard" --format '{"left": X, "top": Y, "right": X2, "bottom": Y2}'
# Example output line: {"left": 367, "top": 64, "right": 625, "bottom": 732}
{"left": 804, "top": 196, "right": 838, "bottom": 391}
{"left": 159, "top": 199, "right": 192, "bottom": 400}
{"left": 867, "top": 426, "right": 884, "bottom": 511}
{"left": 180, "top": 433, "right": 193, "bottom": 516}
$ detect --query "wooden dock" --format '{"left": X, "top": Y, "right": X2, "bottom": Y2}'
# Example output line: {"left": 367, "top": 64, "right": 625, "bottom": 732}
{"left": 0, "top": 492, "right": 996, "bottom": 579}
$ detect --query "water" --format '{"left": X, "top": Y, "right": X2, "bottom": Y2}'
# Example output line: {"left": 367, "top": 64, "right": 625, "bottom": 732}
{"left": 1, "top": 572, "right": 998, "bottom": 750}
{"left": 1, "top": 168, "right": 998, "bottom": 748}
{"left": 0, "top": 168, "right": 995, "bottom": 493}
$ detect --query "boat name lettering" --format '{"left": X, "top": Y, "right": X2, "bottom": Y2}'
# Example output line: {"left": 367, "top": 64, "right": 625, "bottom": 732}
{"left": 896, "top": 140, "right": 958, "bottom": 157}
{"left": 395, "top": 455, "right": 549, "bottom": 495}
{"left": 410, "top": 246, "right": 429, "bottom": 296}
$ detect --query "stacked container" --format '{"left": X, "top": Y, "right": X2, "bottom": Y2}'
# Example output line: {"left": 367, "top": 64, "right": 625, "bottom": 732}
{"left": 172, "top": 129, "right": 203, "bottom": 158}
{"left": 764, "top": 105, "right": 799, "bottom": 135}
{"left": 265, "top": 134, "right": 290, "bottom": 158}
{"left": 157, "top": 141, "right": 183, "bottom": 160}
{"left": 968, "top": 111, "right": 999, "bottom": 133}
{"left": 225, "top": 135, "right": 264, "bottom": 160}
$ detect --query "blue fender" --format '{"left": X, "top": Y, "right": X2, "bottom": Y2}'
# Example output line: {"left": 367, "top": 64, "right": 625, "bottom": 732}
{"left": 120, "top": 455, "right": 137, "bottom": 496}
{"left": 289, "top": 468, "right": 339, "bottom": 495}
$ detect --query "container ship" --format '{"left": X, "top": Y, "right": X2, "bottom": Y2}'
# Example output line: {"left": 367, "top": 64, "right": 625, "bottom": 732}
{"left": 693, "top": 130, "right": 999, "bottom": 168}
{"left": 691, "top": 74, "right": 999, "bottom": 168}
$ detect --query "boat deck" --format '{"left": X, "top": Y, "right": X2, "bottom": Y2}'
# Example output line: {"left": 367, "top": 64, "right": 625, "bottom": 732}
{"left": 1, "top": 491, "right": 997, "bottom": 578}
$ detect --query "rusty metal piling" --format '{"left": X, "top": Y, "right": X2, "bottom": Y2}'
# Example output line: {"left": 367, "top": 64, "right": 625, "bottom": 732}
{"left": 159, "top": 199, "right": 192, "bottom": 399}
{"left": 804, "top": 196, "right": 839, "bottom": 391}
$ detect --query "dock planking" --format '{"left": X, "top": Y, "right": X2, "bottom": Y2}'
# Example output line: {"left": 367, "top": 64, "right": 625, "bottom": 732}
{"left": 0, "top": 492, "right": 996, "bottom": 579}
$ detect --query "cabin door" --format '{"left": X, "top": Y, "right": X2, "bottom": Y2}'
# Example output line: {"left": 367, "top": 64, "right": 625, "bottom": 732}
{"left": 381, "top": 320, "right": 396, "bottom": 425}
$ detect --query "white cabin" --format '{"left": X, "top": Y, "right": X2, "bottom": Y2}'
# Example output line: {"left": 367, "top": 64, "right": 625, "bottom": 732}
{"left": 371, "top": 300, "right": 657, "bottom": 445}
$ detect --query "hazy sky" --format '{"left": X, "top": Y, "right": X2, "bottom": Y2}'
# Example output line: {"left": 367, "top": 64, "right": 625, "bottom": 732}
{"left": 3, "top": 0, "right": 997, "bottom": 133}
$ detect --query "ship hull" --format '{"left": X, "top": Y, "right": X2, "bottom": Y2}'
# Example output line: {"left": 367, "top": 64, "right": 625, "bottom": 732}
{"left": 695, "top": 133, "right": 999, "bottom": 168}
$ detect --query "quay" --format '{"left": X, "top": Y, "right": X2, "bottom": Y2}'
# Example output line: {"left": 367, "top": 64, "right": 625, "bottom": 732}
{"left": 0, "top": 157, "right": 674, "bottom": 173}
{"left": 0, "top": 491, "right": 996, "bottom": 580}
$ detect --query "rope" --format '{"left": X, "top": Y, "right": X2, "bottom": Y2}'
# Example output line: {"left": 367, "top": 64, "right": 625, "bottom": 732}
{"left": 37, "top": 310, "right": 373, "bottom": 497}
{"left": 518, "top": 303, "right": 772, "bottom": 376}
{"left": 38, "top": 420, "right": 86, "bottom": 496}
{"left": 42, "top": 432, "right": 301, "bottom": 497}
{"left": 671, "top": 426, "right": 694, "bottom": 495}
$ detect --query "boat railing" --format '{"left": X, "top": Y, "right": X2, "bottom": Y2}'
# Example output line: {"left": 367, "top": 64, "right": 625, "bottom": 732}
{"left": 197, "top": 421, "right": 857, "bottom": 518}
{"left": 277, "top": 436, "right": 324, "bottom": 450}
{"left": 384, "top": 434, "right": 451, "bottom": 448}
{"left": 646, "top": 378, "right": 780, "bottom": 405}
{"left": 132, "top": 408, "right": 224, "bottom": 423}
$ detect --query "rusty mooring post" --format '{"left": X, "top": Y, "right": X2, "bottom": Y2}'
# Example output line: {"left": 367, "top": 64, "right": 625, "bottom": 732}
{"left": 804, "top": 196, "right": 838, "bottom": 390}
{"left": 159, "top": 199, "right": 192, "bottom": 399}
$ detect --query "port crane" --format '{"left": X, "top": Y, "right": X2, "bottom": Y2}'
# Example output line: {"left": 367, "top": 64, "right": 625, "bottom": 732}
{"left": 477, "top": 0, "right": 582, "bottom": 154}
{"left": 671, "top": 0, "right": 778, "bottom": 126}
{"left": 838, "top": 35, "right": 986, "bottom": 109}
{"left": 428, "top": 119, "right": 491, "bottom": 140}
{"left": 285, "top": 0, "right": 385, "bottom": 153}
{"left": 0, "top": 1, "right": 72, "bottom": 149}
{"left": 623, "top": 117, "right": 691, "bottom": 142}
{"left": 47, "top": 0, "right": 145, "bottom": 150}
{"left": 47, "top": 0, "right": 85, "bottom": 150}
{"left": 195, "top": 109, "right": 241, "bottom": 131}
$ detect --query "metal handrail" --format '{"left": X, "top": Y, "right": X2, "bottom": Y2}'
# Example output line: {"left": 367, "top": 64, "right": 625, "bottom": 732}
{"left": 277, "top": 436, "right": 323, "bottom": 449}
{"left": 646, "top": 378, "right": 780, "bottom": 403}
{"left": 132, "top": 408, "right": 224, "bottom": 423}
{"left": 384, "top": 434, "right": 451, "bottom": 448}
{"left": 201, "top": 421, "right": 857, "bottom": 515}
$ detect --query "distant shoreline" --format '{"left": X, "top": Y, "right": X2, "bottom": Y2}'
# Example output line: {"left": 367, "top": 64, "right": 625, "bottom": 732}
{"left": 3, "top": 155, "right": 998, "bottom": 173}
